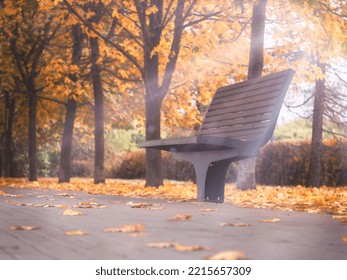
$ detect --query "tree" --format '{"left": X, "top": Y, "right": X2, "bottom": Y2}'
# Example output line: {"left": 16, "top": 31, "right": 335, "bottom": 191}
{"left": 86, "top": 2, "right": 106, "bottom": 184}
{"left": 236, "top": 0, "right": 267, "bottom": 190}
{"left": 58, "top": 0, "right": 247, "bottom": 187}
{"left": 1, "top": 90, "right": 15, "bottom": 177}
{"left": 287, "top": 0, "right": 346, "bottom": 186}
{"left": 0, "top": 0, "right": 60, "bottom": 181}
{"left": 58, "top": 24, "right": 83, "bottom": 183}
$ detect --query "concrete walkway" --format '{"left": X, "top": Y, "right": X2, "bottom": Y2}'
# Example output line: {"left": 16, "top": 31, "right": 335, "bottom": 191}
{"left": 0, "top": 186, "right": 346, "bottom": 260}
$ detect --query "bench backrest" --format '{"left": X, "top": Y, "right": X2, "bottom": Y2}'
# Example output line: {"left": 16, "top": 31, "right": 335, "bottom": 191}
{"left": 199, "top": 69, "right": 295, "bottom": 145}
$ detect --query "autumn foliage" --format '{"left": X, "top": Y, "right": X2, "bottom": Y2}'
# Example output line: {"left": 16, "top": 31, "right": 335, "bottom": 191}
{"left": 0, "top": 177, "right": 346, "bottom": 216}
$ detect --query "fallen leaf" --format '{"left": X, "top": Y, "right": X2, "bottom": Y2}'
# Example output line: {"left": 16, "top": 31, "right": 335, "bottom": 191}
{"left": 63, "top": 209, "right": 84, "bottom": 216}
{"left": 342, "top": 237, "right": 347, "bottom": 243}
{"left": 340, "top": 220, "right": 347, "bottom": 225}
{"left": 37, "top": 195, "right": 51, "bottom": 198}
{"left": 149, "top": 206, "right": 165, "bottom": 210}
{"left": 74, "top": 202, "right": 107, "bottom": 209}
{"left": 145, "top": 242, "right": 210, "bottom": 252}
{"left": 56, "top": 193, "right": 73, "bottom": 197}
{"left": 220, "top": 222, "right": 251, "bottom": 227}
{"left": 332, "top": 216, "right": 347, "bottom": 219}
{"left": 168, "top": 213, "right": 191, "bottom": 221}
{"left": 174, "top": 244, "right": 210, "bottom": 252}
{"left": 0, "top": 191, "right": 23, "bottom": 198}
{"left": 9, "top": 225, "right": 40, "bottom": 231}
{"left": 145, "top": 242, "right": 174, "bottom": 248}
{"left": 205, "top": 250, "right": 246, "bottom": 260}
{"left": 4, "top": 200, "right": 26, "bottom": 206}
{"left": 201, "top": 208, "right": 219, "bottom": 212}
{"left": 127, "top": 202, "right": 154, "bottom": 208}
{"left": 64, "top": 230, "right": 87, "bottom": 236}
{"left": 259, "top": 218, "right": 280, "bottom": 223}
{"left": 103, "top": 224, "right": 144, "bottom": 233}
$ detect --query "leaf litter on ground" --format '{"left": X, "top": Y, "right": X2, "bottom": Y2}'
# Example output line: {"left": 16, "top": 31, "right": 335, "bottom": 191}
{"left": 1, "top": 178, "right": 346, "bottom": 215}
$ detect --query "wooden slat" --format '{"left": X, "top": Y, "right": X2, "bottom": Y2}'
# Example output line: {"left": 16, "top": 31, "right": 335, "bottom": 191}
{"left": 215, "top": 70, "right": 288, "bottom": 95}
{"left": 213, "top": 80, "right": 284, "bottom": 104}
{"left": 206, "top": 98, "right": 277, "bottom": 118}
{"left": 200, "top": 120, "right": 270, "bottom": 136}
{"left": 208, "top": 90, "right": 280, "bottom": 112}
{"left": 203, "top": 106, "right": 274, "bottom": 124}
{"left": 201, "top": 113, "right": 271, "bottom": 129}
{"left": 212, "top": 127, "right": 267, "bottom": 139}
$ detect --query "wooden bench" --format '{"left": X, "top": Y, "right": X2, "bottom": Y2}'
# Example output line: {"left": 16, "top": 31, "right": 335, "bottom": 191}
{"left": 140, "top": 69, "right": 295, "bottom": 202}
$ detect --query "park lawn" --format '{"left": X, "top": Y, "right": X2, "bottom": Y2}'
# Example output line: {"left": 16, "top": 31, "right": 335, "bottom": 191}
{"left": 0, "top": 178, "right": 346, "bottom": 216}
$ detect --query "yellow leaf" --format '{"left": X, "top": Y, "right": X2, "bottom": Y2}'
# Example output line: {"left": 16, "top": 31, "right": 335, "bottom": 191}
{"left": 103, "top": 224, "right": 144, "bottom": 233}
{"left": 145, "top": 242, "right": 174, "bottom": 248}
{"left": 259, "top": 218, "right": 280, "bottom": 223}
{"left": 332, "top": 216, "right": 347, "bottom": 219}
{"left": 168, "top": 213, "right": 191, "bottom": 221}
{"left": 205, "top": 250, "right": 246, "bottom": 260}
{"left": 201, "top": 208, "right": 219, "bottom": 212}
{"left": 64, "top": 230, "right": 87, "bottom": 236}
{"left": 174, "top": 244, "right": 210, "bottom": 252}
{"left": 63, "top": 209, "right": 84, "bottom": 216}
{"left": 75, "top": 202, "right": 107, "bottom": 209}
{"left": 9, "top": 225, "right": 40, "bottom": 231}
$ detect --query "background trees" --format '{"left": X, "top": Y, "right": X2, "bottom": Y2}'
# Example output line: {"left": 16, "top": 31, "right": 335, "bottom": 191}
{"left": 0, "top": 0, "right": 345, "bottom": 188}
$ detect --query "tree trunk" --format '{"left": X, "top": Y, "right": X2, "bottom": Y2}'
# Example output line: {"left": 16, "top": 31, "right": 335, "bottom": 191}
{"left": 145, "top": 92, "right": 163, "bottom": 187}
{"left": 58, "top": 24, "right": 83, "bottom": 183}
{"left": 28, "top": 92, "right": 37, "bottom": 181}
{"left": 2, "top": 91, "right": 15, "bottom": 177}
{"left": 308, "top": 63, "right": 325, "bottom": 187}
{"left": 236, "top": 0, "right": 267, "bottom": 190}
{"left": 58, "top": 98, "right": 77, "bottom": 183}
{"left": 90, "top": 36, "right": 105, "bottom": 184}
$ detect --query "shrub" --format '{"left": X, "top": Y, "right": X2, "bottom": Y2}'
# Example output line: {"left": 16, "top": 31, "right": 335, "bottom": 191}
{"left": 256, "top": 139, "right": 347, "bottom": 186}
{"left": 108, "top": 150, "right": 238, "bottom": 183}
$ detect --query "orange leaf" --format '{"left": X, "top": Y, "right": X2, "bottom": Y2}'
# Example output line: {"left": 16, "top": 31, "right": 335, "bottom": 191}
{"left": 259, "top": 218, "right": 280, "bottom": 223}
{"left": 342, "top": 237, "right": 347, "bottom": 243}
{"left": 9, "top": 225, "right": 40, "bottom": 231}
{"left": 145, "top": 242, "right": 174, "bottom": 248}
{"left": 201, "top": 208, "right": 219, "bottom": 212}
{"left": 168, "top": 213, "right": 191, "bottom": 221}
{"left": 103, "top": 224, "right": 144, "bottom": 233}
{"left": 332, "top": 216, "right": 347, "bottom": 219}
{"left": 63, "top": 209, "right": 84, "bottom": 216}
{"left": 64, "top": 230, "right": 87, "bottom": 236}
{"left": 174, "top": 244, "right": 210, "bottom": 252}
{"left": 205, "top": 250, "right": 246, "bottom": 260}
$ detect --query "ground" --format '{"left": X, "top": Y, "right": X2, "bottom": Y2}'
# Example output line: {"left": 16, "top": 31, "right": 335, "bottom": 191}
{"left": 0, "top": 178, "right": 346, "bottom": 260}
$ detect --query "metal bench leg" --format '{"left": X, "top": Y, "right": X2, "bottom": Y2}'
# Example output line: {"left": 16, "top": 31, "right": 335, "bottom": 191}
{"left": 205, "top": 159, "right": 233, "bottom": 202}
{"left": 172, "top": 150, "right": 237, "bottom": 203}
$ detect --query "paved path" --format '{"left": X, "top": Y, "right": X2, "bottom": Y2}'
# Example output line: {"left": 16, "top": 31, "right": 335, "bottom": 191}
{"left": 0, "top": 186, "right": 346, "bottom": 260}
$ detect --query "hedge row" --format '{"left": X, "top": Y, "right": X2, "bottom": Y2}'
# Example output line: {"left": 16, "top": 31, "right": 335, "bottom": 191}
{"left": 256, "top": 140, "right": 347, "bottom": 186}
{"left": 2, "top": 139, "right": 346, "bottom": 186}
{"left": 109, "top": 140, "right": 347, "bottom": 187}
